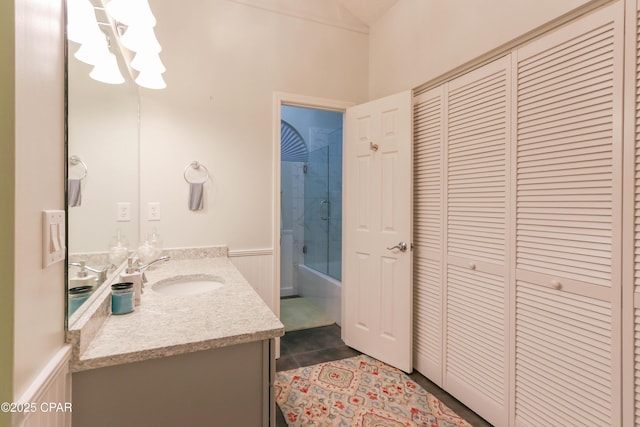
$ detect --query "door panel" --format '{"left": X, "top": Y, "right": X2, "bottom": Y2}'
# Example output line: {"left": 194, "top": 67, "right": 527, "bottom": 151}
{"left": 514, "top": 3, "right": 623, "bottom": 425}
{"left": 413, "top": 86, "right": 445, "bottom": 384}
{"left": 445, "top": 56, "right": 512, "bottom": 427}
{"left": 344, "top": 91, "right": 412, "bottom": 372}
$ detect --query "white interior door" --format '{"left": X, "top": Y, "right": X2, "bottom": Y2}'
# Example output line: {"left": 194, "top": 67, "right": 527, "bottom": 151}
{"left": 343, "top": 91, "right": 413, "bottom": 372}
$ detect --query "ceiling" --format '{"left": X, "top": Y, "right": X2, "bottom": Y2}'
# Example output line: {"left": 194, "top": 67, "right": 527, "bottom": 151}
{"left": 337, "top": 0, "right": 399, "bottom": 25}
{"left": 224, "top": 0, "right": 398, "bottom": 32}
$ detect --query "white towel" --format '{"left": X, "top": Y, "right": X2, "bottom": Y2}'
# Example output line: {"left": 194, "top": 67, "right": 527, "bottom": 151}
{"left": 68, "top": 179, "right": 82, "bottom": 207}
{"left": 189, "top": 182, "right": 204, "bottom": 211}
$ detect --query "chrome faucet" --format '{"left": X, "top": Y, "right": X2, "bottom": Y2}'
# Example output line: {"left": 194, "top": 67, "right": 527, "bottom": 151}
{"left": 133, "top": 255, "right": 170, "bottom": 286}
{"left": 69, "top": 261, "right": 114, "bottom": 284}
{"left": 138, "top": 255, "right": 170, "bottom": 271}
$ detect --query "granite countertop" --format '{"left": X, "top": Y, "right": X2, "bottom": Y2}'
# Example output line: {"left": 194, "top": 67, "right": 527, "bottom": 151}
{"left": 70, "top": 256, "right": 284, "bottom": 372}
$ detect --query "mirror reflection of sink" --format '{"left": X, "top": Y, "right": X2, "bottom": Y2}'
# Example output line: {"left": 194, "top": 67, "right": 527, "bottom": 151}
{"left": 152, "top": 276, "right": 225, "bottom": 296}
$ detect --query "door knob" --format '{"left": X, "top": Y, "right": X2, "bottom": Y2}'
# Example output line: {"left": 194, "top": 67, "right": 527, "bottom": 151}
{"left": 386, "top": 242, "right": 408, "bottom": 252}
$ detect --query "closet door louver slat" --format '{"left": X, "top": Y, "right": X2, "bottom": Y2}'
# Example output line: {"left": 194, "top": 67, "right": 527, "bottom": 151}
{"left": 413, "top": 86, "right": 444, "bottom": 385}
{"left": 444, "top": 56, "right": 511, "bottom": 427}
{"left": 514, "top": 4, "right": 623, "bottom": 426}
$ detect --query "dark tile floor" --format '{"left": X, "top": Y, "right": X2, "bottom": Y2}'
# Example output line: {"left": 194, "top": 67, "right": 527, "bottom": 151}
{"left": 275, "top": 324, "right": 493, "bottom": 427}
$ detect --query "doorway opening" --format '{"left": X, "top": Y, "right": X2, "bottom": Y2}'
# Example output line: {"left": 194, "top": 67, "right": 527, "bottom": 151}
{"left": 279, "top": 104, "right": 343, "bottom": 332}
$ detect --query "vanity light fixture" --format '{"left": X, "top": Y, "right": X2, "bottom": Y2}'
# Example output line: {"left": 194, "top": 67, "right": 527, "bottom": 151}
{"left": 135, "top": 70, "right": 166, "bottom": 90}
{"left": 90, "top": 50, "right": 126, "bottom": 84}
{"left": 67, "top": 0, "right": 99, "bottom": 44}
{"left": 105, "top": 0, "right": 167, "bottom": 89}
{"left": 120, "top": 24, "right": 162, "bottom": 53}
{"left": 131, "top": 51, "right": 166, "bottom": 74}
{"left": 73, "top": 31, "right": 109, "bottom": 65}
{"left": 67, "top": 0, "right": 166, "bottom": 89}
{"left": 67, "top": 0, "right": 125, "bottom": 84}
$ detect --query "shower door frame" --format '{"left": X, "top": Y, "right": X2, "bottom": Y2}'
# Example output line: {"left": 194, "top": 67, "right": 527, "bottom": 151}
{"left": 272, "top": 92, "right": 353, "bottom": 357}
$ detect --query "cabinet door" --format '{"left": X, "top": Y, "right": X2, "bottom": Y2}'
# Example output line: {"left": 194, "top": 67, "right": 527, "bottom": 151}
{"left": 444, "top": 55, "right": 512, "bottom": 427}
{"left": 413, "top": 85, "right": 445, "bottom": 385}
{"left": 513, "top": 3, "right": 623, "bottom": 426}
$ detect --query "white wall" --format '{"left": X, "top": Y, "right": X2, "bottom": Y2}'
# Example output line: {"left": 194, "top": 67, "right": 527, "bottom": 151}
{"left": 13, "top": 0, "right": 66, "bottom": 400}
{"left": 138, "top": 0, "right": 368, "bottom": 250}
{"left": 369, "top": 0, "right": 593, "bottom": 98}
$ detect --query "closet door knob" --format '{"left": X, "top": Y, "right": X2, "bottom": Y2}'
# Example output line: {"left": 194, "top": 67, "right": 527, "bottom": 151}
{"left": 469, "top": 263, "right": 477, "bottom": 270}
{"left": 551, "top": 280, "right": 562, "bottom": 290}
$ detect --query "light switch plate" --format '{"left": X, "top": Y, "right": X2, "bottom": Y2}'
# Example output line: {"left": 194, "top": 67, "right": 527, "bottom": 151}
{"left": 42, "top": 210, "right": 65, "bottom": 268}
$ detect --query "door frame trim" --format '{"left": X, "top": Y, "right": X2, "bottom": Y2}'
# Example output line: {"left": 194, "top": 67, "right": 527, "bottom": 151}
{"left": 271, "top": 92, "right": 354, "bottom": 354}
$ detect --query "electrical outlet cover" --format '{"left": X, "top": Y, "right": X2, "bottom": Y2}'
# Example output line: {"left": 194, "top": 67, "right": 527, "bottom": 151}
{"left": 148, "top": 202, "right": 161, "bottom": 221}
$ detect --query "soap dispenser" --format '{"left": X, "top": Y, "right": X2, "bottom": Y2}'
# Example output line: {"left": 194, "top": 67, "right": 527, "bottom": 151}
{"left": 119, "top": 258, "right": 143, "bottom": 306}
{"left": 69, "top": 261, "right": 98, "bottom": 289}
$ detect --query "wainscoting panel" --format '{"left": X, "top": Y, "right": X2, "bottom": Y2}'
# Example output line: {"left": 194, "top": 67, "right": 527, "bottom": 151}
{"left": 12, "top": 346, "right": 71, "bottom": 427}
{"left": 280, "top": 231, "right": 296, "bottom": 297}
{"left": 229, "top": 249, "right": 275, "bottom": 313}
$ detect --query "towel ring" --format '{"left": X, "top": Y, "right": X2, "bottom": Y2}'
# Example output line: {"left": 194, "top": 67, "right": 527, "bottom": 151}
{"left": 183, "top": 161, "right": 209, "bottom": 184}
{"left": 69, "top": 155, "right": 88, "bottom": 180}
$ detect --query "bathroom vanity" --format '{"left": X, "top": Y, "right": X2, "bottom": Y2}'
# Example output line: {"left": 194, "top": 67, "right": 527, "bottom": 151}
{"left": 67, "top": 249, "right": 284, "bottom": 427}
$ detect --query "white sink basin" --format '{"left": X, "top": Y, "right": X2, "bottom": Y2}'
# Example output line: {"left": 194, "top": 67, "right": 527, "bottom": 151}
{"left": 152, "top": 275, "right": 225, "bottom": 296}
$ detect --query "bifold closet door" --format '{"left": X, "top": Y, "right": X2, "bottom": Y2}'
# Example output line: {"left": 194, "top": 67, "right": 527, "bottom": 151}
{"left": 513, "top": 3, "right": 623, "bottom": 426}
{"left": 413, "top": 57, "right": 511, "bottom": 427}
{"left": 413, "top": 85, "right": 445, "bottom": 385}
{"left": 444, "top": 56, "right": 512, "bottom": 427}
{"left": 630, "top": 1, "right": 640, "bottom": 425}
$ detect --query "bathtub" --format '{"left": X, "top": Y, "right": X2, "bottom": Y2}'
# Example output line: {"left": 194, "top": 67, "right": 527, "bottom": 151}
{"left": 297, "top": 264, "right": 341, "bottom": 326}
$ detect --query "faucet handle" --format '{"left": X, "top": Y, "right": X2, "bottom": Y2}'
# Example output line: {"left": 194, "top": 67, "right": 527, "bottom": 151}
{"left": 69, "top": 260, "right": 89, "bottom": 278}
{"left": 70, "top": 260, "right": 113, "bottom": 282}
{"left": 126, "top": 257, "right": 141, "bottom": 274}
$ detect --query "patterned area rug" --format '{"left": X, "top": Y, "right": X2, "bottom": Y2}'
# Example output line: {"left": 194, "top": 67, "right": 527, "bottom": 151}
{"left": 275, "top": 355, "right": 473, "bottom": 427}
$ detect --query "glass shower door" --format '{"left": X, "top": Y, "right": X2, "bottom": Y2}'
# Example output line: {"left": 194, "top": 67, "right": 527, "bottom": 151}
{"left": 304, "top": 130, "right": 342, "bottom": 281}
{"left": 304, "top": 146, "right": 329, "bottom": 275}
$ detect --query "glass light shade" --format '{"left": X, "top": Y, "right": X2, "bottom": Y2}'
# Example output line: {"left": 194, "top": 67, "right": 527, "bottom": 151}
{"left": 74, "top": 32, "right": 109, "bottom": 65}
{"left": 89, "top": 52, "right": 125, "bottom": 84}
{"left": 135, "top": 71, "right": 166, "bottom": 89}
{"left": 131, "top": 51, "right": 166, "bottom": 73}
{"left": 120, "top": 25, "right": 162, "bottom": 53}
{"left": 105, "top": 0, "right": 156, "bottom": 27}
{"left": 67, "top": 0, "right": 100, "bottom": 44}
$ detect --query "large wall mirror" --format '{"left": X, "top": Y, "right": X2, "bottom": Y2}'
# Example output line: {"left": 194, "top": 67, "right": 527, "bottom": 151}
{"left": 66, "top": 29, "right": 140, "bottom": 325}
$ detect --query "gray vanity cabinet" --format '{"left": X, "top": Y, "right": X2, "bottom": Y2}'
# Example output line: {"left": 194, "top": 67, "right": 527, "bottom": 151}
{"left": 72, "top": 339, "right": 275, "bottom": 427}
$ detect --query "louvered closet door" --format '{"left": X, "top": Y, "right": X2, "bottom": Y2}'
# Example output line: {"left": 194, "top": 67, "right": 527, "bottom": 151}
{"left": 444, "top": 56, "right": 511, "bottom": 427}
{"left": 413, "top": 85, "right": 445, "bottom": 385}
{"left": 632, "top": 1, "right": 640, "bottom": 425}
{"left": 514, "top": 3, "right": 623, "bottom": 426}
